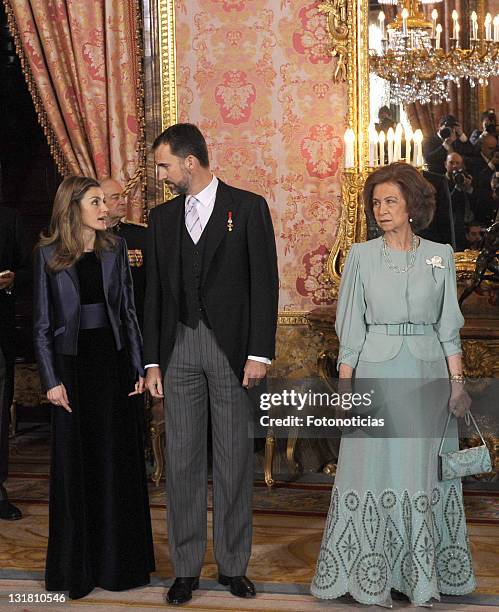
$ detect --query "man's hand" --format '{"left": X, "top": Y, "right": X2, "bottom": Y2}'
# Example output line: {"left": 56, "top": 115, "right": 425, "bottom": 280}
{"left": 443, "top": 133, "right": 457, "bottom": 150}
{"left": 0, "top": 270, "right": 14, "bottom": 291}
{"left": 463, "top": 175, "right": 473, "bottom": 191}
{"left": 47, "top": 383, "right": 71, "bottom": 413}
{"left": 242, "top": 359, "right": 268, "bottom": 389}
{"left": 145, "top": 366, "right": 164, "bottom": 398}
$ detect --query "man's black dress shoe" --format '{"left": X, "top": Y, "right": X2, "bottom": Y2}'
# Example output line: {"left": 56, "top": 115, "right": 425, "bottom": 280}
{"left": 218, "top": 574, "right": 256, "bottom": 598}
{"left": 0, "top": 500, "right": 22, "bottom": 520}
{"left": 166, "top": 577, "right": 199, "bottom": 605}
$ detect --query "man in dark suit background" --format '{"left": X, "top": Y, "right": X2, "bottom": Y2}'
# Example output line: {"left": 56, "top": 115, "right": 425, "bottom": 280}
{"left": 423, "top": 115, "right": 473, "bottom": 174}
{"left": 470, "top": 133, "right": 498, "bottom": 186}
{"left": 0, "top": 205, "right": 27, "bottom": 520}
{"left": 474, "top": 142, "right": 499, "bottom": 226}
{"left": 100, "top": 178, "right": 147, "bottom": 330}
{"left": 144, "top": 124, "right": 278, "bottom": 605}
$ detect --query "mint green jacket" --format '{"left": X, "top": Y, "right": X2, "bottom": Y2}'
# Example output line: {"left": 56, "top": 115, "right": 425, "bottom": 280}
{"left": 335, "top": 237, "right": 464, "bottom": 369}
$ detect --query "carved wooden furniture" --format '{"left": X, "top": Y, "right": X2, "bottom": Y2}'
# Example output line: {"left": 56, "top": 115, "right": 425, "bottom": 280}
{"left": 10, "top": 363, "right": 50, "bottom": 437}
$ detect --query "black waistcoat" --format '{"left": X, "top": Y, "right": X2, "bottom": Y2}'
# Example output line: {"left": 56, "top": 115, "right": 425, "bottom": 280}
{"left": 178, "top": 220, "right": 210, "bottom": 329}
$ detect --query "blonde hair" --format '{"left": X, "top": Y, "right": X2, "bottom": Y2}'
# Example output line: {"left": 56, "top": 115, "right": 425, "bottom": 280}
{"left": 38, "top": 175, "right": 116, "bottom": 272}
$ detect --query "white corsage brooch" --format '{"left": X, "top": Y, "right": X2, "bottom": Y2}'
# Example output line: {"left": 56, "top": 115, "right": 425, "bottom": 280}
{"left": 426, "top": 255, "right": 445, "bottom": 269}
{"left": 426, "top": 255, "right": 445, "bottom": 282}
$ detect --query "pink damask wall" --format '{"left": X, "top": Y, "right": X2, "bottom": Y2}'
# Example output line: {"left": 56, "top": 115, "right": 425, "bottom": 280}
{"left": 175, "top": 0, "right": 346, "bottom": 311}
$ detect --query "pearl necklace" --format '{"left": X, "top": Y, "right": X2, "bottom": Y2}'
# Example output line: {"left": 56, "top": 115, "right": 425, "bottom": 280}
{"left": 381, "top": 234, "right": 419, "bottom": 273}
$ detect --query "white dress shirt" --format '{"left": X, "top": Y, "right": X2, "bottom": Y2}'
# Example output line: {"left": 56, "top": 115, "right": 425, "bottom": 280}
{"left": 145, "top": 175, "right": 271, "bottom": 368}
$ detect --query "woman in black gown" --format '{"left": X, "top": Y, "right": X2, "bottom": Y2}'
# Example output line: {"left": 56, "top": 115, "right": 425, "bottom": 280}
{"left": 33, "top": 176, "right": 155, "bottom": 599}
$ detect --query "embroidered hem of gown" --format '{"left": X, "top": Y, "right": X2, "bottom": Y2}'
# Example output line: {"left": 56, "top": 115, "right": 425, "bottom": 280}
{"left": 311, "top": 484, "right": 476, "bottom": 607}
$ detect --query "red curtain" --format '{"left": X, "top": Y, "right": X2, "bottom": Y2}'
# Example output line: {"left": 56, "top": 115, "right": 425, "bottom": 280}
{"left": 3, "top": 0, "right": 146, "bottom": 219}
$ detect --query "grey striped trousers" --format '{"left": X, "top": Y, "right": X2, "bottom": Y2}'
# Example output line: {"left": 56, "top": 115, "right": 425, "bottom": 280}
{"left": 163, "top": 321, "right": 253, "bottom": 577}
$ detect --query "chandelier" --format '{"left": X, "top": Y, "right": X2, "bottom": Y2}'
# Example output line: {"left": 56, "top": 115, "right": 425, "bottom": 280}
{"left": 369, "top": 0, "right": 499, "bottom": 105}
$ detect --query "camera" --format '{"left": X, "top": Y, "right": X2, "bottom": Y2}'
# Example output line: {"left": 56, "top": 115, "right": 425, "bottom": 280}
{"left": 452, "top": 168, "right": 469, "bottom": 187}
{"left": 439, "top": 125, "right": 453, "bottom": 139}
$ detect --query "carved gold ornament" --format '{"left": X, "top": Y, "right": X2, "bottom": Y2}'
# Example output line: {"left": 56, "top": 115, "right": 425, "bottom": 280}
{"left": 319, "top": 0, "right": 349, "bottom": 82}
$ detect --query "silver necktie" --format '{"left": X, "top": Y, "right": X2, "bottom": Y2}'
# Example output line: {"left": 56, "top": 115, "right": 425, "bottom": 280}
{"left": 185, "top": 195, "right": 202, "bottom": 244}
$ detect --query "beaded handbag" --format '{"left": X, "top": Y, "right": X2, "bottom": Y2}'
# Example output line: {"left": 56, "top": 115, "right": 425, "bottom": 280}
{"left": 438, "top": 411, "right": 493, "bottom": 481}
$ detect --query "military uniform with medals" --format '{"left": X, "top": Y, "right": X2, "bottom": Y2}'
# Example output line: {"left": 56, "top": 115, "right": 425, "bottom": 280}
{"left": 112, "top": 218, "right": 147, "bottom": 331}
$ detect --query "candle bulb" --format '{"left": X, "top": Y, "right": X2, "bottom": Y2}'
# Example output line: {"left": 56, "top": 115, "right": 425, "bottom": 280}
{"left": 471, "top": 11, "right": 478, "bottom": 41}
{"left": 412, "top": 136, "right": 418, "bottom": 167}
{"left": 413, "top": 129, "right": 423, "bottom": 167}
{"left": 405, "top": 126, "right": 413, "bottom": 164}
{"left": 436, "top": 24, "right": 442, "bottom": 49}
{"left": 455, "top": 23, "right": 460, "bottom": 47}
{"left": 344, "top": 128, "right": 355, "bottom": 169}
{"left": 485, "top": 13, "right": 492, "bottom": 41}
{"left": 431, "top": 9, "right": 438, "bottom": 38}
{"left": 394, "top": 123, "right": 403, "bottom": 162}
{"left": 494, "top": 15, "right": 499, "bottom": 42}
{"left": 369, "top": 124, "right": 378, "bottom": 167}
{"left": 402, "top": 8, "right": 409, "bottom": 36}
{"left": 378, "top": 11, "right": 385, "bottom": 40}
{"left": 452, "top": 10, "right": 459, "bottom": 40}
{"left": 387, "top": 127, "right": 394, "bottom": 164}
{"left": 379, "top": 131, "right": 386, "bottom": 166}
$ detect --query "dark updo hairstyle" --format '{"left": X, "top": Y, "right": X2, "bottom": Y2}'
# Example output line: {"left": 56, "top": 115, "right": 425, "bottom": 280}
{"left": 363, "top": 162, "right": 436, "bottom": 233}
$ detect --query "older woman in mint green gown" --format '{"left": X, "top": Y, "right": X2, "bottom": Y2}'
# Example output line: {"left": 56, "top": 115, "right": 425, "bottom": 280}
{"left": 311, "top": 163, "right": 476, "bottom": 607}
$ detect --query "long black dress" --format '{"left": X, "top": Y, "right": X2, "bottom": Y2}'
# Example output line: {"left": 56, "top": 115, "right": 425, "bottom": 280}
{"left": 45, "top": 252, "right": 155, "bottom": 599}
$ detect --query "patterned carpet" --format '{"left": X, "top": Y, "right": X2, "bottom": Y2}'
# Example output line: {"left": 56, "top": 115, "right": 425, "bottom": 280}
{"left": 1, "top": 578, "right": 499, "bottom": 611}
{"left": 1, "top": 424, "right": 499, "bottom": 610}
{"left": 7, "top": 423, "right": 499, "bottom": 522}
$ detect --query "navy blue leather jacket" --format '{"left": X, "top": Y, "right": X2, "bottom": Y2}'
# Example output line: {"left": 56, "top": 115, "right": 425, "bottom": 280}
{"left": 33, "top": 237, "right": 144, "bottom": 392}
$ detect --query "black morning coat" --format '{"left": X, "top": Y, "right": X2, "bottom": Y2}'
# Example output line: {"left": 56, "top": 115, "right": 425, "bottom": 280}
{"left": 143, "top": 180, "right": 279, "bottom": 382}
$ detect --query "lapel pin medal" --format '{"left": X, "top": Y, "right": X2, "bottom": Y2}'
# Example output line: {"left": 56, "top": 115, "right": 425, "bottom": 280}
{"left": 227, "top": 211, "right": 233, "bottom": 232}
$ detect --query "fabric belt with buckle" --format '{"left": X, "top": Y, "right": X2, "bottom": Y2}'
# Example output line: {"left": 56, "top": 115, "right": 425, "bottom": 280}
{"left": 366, "top": 323, "right": 435, "bottom": 336}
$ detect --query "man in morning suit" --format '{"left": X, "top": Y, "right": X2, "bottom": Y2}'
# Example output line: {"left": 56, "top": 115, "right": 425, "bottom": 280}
{"left": 144, "top": 124, "right": 278, "bottom": 605}
{"left": 0, "top": 205, "right": 27, "bottom": 520}
{"left": 100, "top": 178, "right": 147, "bottom": 330}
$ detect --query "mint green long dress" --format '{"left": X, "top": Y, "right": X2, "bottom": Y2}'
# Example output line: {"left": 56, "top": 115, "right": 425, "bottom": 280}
{"left": 311, "top": 237, "right": 476, "bottom": 607}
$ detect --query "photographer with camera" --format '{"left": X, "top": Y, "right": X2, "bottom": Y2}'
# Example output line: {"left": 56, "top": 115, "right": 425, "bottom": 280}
{"left": 423, "top": 114, "right": 472, "bottom": 174}
{"left": 443, "top": 153, "right": 475, "bottom": 250}
{"left": 475, "top": 144, "right": 499, "bottom": 226}
{"left": 470, "top": 109, "right": 498, "bottom": 146}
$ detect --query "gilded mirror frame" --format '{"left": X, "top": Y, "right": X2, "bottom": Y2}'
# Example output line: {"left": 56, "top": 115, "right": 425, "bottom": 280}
{"left": 320, "top": 0, "right": 486, "bottom": 294}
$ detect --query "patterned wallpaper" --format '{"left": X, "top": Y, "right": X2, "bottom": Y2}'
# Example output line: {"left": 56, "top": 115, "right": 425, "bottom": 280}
{"left": 175, "top": 0, "right": 347, "bottom": 311}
